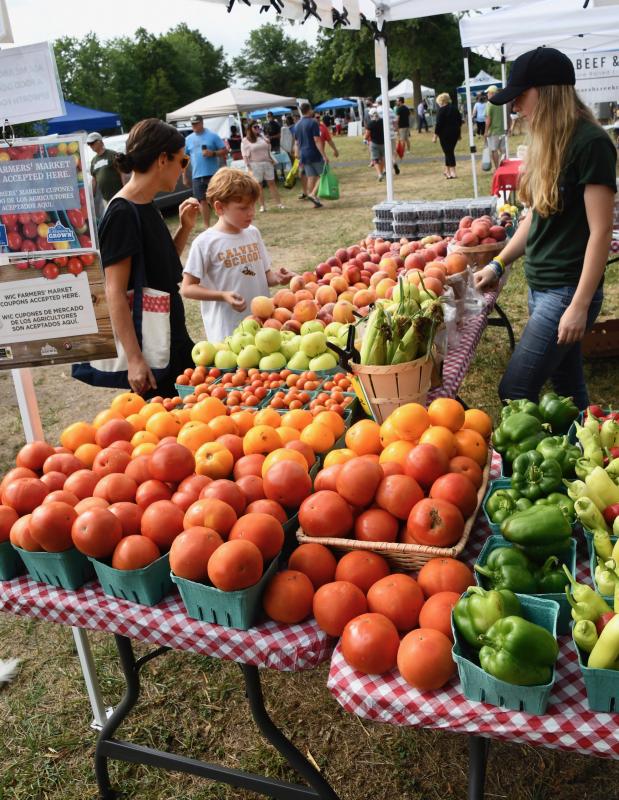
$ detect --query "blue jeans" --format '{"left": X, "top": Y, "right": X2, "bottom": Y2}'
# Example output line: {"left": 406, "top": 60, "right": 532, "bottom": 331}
{"left": 499, "top": 285, "right": 603, "bottom": 410}
{"left": 192, "top": 175, "right": 212, "bottom": 202}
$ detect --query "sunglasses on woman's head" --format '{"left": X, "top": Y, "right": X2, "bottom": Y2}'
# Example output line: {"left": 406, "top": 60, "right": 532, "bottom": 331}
{"left": 179, "top": 155, "right": 190, "bottom": 168}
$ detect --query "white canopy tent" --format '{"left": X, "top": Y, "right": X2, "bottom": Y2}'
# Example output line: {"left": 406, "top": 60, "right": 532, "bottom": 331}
{"left": 385, "top": 78, "right": 435, "bottom": 101}
{"left": 166, "top": 88, "right": 297, "bottom": 122}
{"left": 193, "top": 0, "right": 527, "bottom": 200}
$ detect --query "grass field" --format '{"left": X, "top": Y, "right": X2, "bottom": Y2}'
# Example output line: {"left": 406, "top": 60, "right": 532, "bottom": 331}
{"left": 1, "top": 132, "right": 619, "bottom": 800}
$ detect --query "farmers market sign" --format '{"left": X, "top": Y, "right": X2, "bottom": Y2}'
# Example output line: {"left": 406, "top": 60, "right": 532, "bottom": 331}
{"left": 571, "top": 50, "right": 619, "bottom": 104}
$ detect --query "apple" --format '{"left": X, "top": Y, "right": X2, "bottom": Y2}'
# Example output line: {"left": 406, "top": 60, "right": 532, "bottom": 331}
{"left": 300, "top": 320, "right": 325, "bottom": 335}
{"left": 281, "top": 337, "right": 301, "bottom": 360}
{"left": 214, "top": 350, "right": 238, "bottom": 369}
{"left": 392, "top": 282, "right": 420, "bottom": 304}
{"left": 192, "top": 341, "right": 216, "bottom": 366}
{"left": 237, "top": 319, "right": 261, "bottom": 336}
{"left": 237, "top": 345, "right": 261, "bottom": 369}
{"left": 254, "top": 328, "right": 281, "bottom": 354}
{"left": 309, "top": 352, "right": 337, "bottom": 372}
{"left": 324, "top": 321, "right": 343, "bottom": 338}
{"left": 287, "top": 351, "right": 310, "bottom": 370}
{"left": 259, "top": 352, "right": 287, "bottom": 371}
{"left": 300, "top": 332, "right": 327, "bottom": 358}
{"left": 229, "top": 332, "right": 254, "bottom": 354}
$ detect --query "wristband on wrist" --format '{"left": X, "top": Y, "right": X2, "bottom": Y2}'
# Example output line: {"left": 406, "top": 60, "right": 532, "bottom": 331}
{"left": 488, "top": 257, "right": 505, "bottom": 279}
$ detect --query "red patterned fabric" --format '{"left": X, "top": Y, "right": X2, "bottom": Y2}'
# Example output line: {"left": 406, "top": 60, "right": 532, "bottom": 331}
{"left": 328, "top": 452, "right": 619, "bottom": 759}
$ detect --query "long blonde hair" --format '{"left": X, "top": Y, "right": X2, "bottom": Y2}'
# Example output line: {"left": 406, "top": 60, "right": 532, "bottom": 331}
{"left": 519, "top": 85, "right": 598, "bottom": 217}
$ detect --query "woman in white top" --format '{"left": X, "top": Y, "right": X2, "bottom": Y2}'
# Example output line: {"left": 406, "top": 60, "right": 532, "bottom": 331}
{"left": 241, "top": 122, "right": 284, "bottom": 212}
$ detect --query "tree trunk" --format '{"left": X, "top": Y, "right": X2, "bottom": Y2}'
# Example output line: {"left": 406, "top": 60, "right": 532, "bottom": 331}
{"left": 412, "top": 67, "right": 422, "bottom": 109}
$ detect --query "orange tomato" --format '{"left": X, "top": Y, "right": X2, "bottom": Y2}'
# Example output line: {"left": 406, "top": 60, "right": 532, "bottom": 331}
{"left": 230, "top": 409, "right": 256, "bottom": 436}
{"left": 73, "top": 443, "right": 102, "bottom": 468}
{"left": 313, "top": 410, "right": 345, "bottom": 439}
{"left": 110, "top": 392, "right": 146, "bottom": 418}
{"left": 389, "top": 403, "right": 430, "bottom": 443}
{"left": 195, "top": 442, "right": 234, "bottom": 479}
{"left": 145, "top": 412, "right": 182, "bottom": 440}
{"left": 462, "top": 408, "right": 493, "bottom": 440}
{"left": 300, "top": 422, "right": 335, "bottom": 454}
{"left": 177, "top": 421, "right": 214, "bottom": 452}
{"left": 190, "top": 397, "right": 227, "bottom": 424}
{"left": 92, "top": 409, "right": 124, "bottom": 429}
{"left": 427, "top": 397, "right": 466, "bottom": 433}
{"left": 345, "top": 419, "right": 381, "bottom": 455}
{"left": 397, "top": 628, "right": 456, "bottom": 690}
{"left": 243, "top": 425, "right": 281, "bottom": 456}
{"left": 208, "top": 415, "right": 239, "bottom": 438}
{"left": 322, "top": 448, "right": 356, "bottom": 468}
{"left": 453, "top": 428, "right": 488, "bottom": 467}
{"left": 254, "top": 407, "right": 282, "bottom": 428}
{"left": 276, "top": 425, "right": 300, "bottom": 445}
{"left": 130, "top": 431, "right": 159, "bottom": 447}
{"left": 379, "top": 417, "right": 400, "bottom": 448}
{"left": 379, "top": 439, "right": 415, "bottom": 468}
{"left": 138, "top": 402, "right": 166, "bottom": 421}
{"left": 280, "top": 409, "right": 313, "bottom": 431}
{"left": 261, "top": 448, "right": 308, "bottom": 476}
{"left": 419, "top": 425, "right": 456, "bottom": 458}
{"left": 60, "top": 421, "right": 96, "bottom": 452}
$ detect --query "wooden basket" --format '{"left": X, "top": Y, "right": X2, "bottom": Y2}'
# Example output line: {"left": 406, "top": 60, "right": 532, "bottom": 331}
{"left": 582, "top": 318, "right": 619, "bottom": 359}
{"left": 448, "top": 240, "right": 506, "bottom": 271}
{"left": 296, "top": 451, "right": 492, "bottom": 571}
{"left": 349, "top": 355, "right": 434, "bottom": 424}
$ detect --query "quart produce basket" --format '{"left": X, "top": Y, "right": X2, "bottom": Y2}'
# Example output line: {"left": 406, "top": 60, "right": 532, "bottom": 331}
{"left": 174, "top": 383, "right": 198, "bottom": 399}
{"left": 574, "top": 637, "right": 619, "bottom": 712}
{"left": 171, "top": 556, "right": 279, "bottom": 630}
{"left": 474, "top": 534, "right": 576, "bottom": 634}
{"left": 89, "top": 553, "right": 173, "bottom": 606}
{"left": 451, "top": 594, "right": 559, "bottom": 714}
{"left": 0, "top": 540, "right": 25, "bottom": 581}
{"left": 481, "top": 478, "right": 512, "bottom": 535}
{"left": 447, "top": 239, "right": 506, "bottom": 271}
{"left": 13, "top": 545, "right": 95, "bottom": 591}
{"left": 297, "top": 450, "right": 492, "bottom": 571}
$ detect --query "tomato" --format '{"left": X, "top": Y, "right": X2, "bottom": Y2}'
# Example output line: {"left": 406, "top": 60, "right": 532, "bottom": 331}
{"left": 93, "top": 473, "right": 138, "bottom": 504}
{"left": 245, "top": 499, "right": 287, "bottom": 524}
{"left": 63, "top": 469, "right": 99, "bottom": 499}
{"left": 169, "top": 527, "right": 223, "bottom": 581}
{"left": 140, "top": 500, "right": 184, "bottom": 551}
{"left": 374, "top": 474, "right": 423, "bottom": 520}
{"left": 418, "top": 591, "right": 460, "bottom": 641}
{"left": 404, "top": 498, "right": 464, "bottom": 547}
{"left": 313, "top": 464, "right": 343, "bottom": 493}
{"left": 75, "top": 497, "right": 109, "bottom": 514}
{"left": 29, "top": 501, "right": 77, "bottom": 552}
{"left": 298, "top": 491, "right": 353, "bottom": 538}
{"left": 429, "top": 472, "right": 478, "bottom": 518}
{"left": 354, "top": 508, "right": 399, "bottom": 543}
{"left": 404, "top": 444, "right": 449, "bottom": 489}
{"left": 397, "top": 628, "right": 456, "bottom": 690}
{"left": 149, "top": 443, "right": 195, "bottom": 483}
{"left": 334, "top": 551, "right": 390, "bottom": 593}
{"left": 233, "top": 454, "right": 265, "bottom": 479}
{"left": 108, "top": 502, "right": 143, "bottom": 536}
{"left": 0, "top": 505, "right": 19, "bottom": 542}
{"left": 0, "top": 467, "right": 37, "bottom": 492}
{"left": 15, "top": 441, "right": 55, "bottom": 471}
{"left": 195, "top": 442, "right": 234, "bottom": 479}
{"left": 201, "top": 479, "right": 247, "bottom": 517}
{"left": 135, "top": 479, "right": 173, "bottom": 508}
{"left": 42, "top": 489, "right": 79, "bottom": 506}
{"left": 207, "top": 539, "right": 263, "bottom": 591}
{"left": 263, "top": 461, "right": 312, "bottom": 509}
{"left": 95, "top": 418, "right": 134, "bottom": 448}
{"left": 262, "top": 570, "right": 314, "bottom": 624}
{"left": 335, "top": 458, "right": 383, "bottom": 507}
{"left": 183, "top": 497, "right": 237, "bottom": 536}
{"left": 111, "top": 535, "right": 160, "bottom": 570}
{"left": 10, "top": 514, "right": 40, "bottom": 551}
{"left": 43, "top": 453, "right": 84, "bottom": 476}
{"left": 341, "top": 613, "right": 400, "bottom": 675}
{"left": 72, "top": 508, "right": 123, "bottom": 558}
{"left": 367, "top": 574, "right": 425, "bottom": 632}
{"left": 177, "top": 474, "right": 212, "bottom": 497}
{"left": 312, "top": 581, "right": 367, "bottom": 636}
{"left": 228, "top": 512, "right": 284, "bottom": 561}
{"left": 40, "top": 471, "right": 67, "bottom": 492}
{"left": 92, "top": 448, "right": 131, "bottom": 478}
{"left": 448, "top": 456, "right": 483, "bottom": 490}
{"left": 288, "top": 543, "right": 337, "bottom": 589}
{"left": 417, "top": 557, "right": 475, "bottom": 598}
{"left": 124, "top": 455, "right": 153, "bottom": 485}
{"left": 1, "top": 477, "right": 48, "bottom": 515}
{"left": 235, "top": 475, "right": 266, "bottom": 505}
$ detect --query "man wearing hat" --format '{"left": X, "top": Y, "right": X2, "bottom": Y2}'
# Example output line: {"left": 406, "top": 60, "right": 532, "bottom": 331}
{"left": 484, "top": 86, "right": 506, "bottom": 170}
{"left": 184, "top": 114, "right": 227, "bottom": 226}
{"left": 87, "top": 132, "right": 125, "bottom": 213}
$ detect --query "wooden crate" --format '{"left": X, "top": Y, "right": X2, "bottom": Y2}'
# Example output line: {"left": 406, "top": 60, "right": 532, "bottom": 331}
{"left": 582, "top": 318, "right": 619, "bottom": 359}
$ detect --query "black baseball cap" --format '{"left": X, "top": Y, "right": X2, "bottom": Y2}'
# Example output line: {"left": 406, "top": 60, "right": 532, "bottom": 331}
{"left": 490, "top": 47, "right": 576, "bottom": 106}
{"left": 190, "top": 114, "right": 203, "bottom": 123}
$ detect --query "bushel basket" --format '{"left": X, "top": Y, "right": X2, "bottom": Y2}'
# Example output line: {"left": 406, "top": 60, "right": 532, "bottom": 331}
{"left": 447, "top": 240, "right": 506, "bottom": 271}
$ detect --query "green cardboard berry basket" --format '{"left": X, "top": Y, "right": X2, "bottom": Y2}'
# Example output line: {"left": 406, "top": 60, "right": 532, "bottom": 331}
{"left": 588, "top": 536, "right": 617, "bottom": 606}
{"left": 475, "top": 534, "right": 576, "bottom": 634}
{"left": 89, "top": 553, "right": 173, "bottom": 606}
{"left": 171, "top": 556, "right": 279, "bottom": 630}
{"left": 451, "top": 593, "right": 559, "bottom": 713}
{"left": 13, "top": 545, "right": 95, "bottom": 591}
{"left": 481, "top": 479, "right": 512, "bottom": 535}
{"left": 0, "top": 540, "right": 25, "bottom": 581}
{"left": 174, "top": 383, "right": 198, "bottom": 399}
{"left": 573, "top": 636, "right": 619, "bottom": 712}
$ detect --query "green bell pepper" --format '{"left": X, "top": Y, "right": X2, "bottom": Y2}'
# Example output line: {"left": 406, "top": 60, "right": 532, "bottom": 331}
{"left": 485, "top": 489, "right": 519, "bottom": 524}
{"left": 492, "top": 413, "right": 547, "bottom": 466}
{"left": 535, "top": 556, "right": 570, "bottom": 593}
{"left": 500, "top": 504, "right": 572, "bottom": 562}
{"left": 563, "top": 565, "right": 612, "bottom": 622}
{"left": 452, "top": 586, "right": 521, "bottom": 650}
{"left": 501, "top": 399, "right": 542, "bottom": 421}
{"left": 538, "top": 392, "right": 579, "bottom": 434}
{"left": 474, "top": 547, "right": 538, "bottom": 593}
{"left": 511, "top": 450, "right": 563, "bottom": 501}
{"left": 536, "top": 435, "right": 580, "bottom": 478}
{"left": 479, "top": 616, "right": 559, "bottom": 686}
{"left": 534, "top": 493, "right": 575, "bottom": 523}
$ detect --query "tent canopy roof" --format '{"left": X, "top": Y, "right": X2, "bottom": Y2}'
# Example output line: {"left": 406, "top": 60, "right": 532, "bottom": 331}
{"left": 248, "top": 106, "right": 294, "bottom": 118}
{"left": 46, "top": 101, "right": 121, "bottom": 134}
{"left": 385, "top": 78, "right": 434, "bottom": 100}
{"left": 457, "top": 70, "right": 501, "bottom": 94}
{"left": 167, "top": 88, "right": 297, "bottom": 122}
{"left": 314, "top": 97, "right": 357, "bottom": 111}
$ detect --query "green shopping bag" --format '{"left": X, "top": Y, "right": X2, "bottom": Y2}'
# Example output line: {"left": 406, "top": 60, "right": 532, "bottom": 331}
{"left": 284, "top": 158, "right": 299, "bottom": 189}
{"left": 317, "top": 164, "right": 339, "bottom": 200}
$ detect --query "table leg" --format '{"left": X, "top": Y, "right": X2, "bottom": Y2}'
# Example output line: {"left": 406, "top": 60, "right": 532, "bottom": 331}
{"left": 487, "top": 302, "right": 515, "bottom": 352}
{"left": 94, "top": 635, "right": 341, "bottom": 800}
{"left": 71, "top": 628, "right": 112, "bottom": 730}
{"left": 468, "top": 735, "right": 491, "bottom": 800}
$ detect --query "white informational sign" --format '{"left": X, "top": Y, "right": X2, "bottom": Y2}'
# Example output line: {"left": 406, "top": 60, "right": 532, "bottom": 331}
{"left": 0, "top": 42, "right": 65, "bottom": 125}
{"left": 0, "top": 272, "right": 98, "bottom": 345}
{"left": 0, "top": 0, "right": 13, "bottom": 43}
{"left": 571, "top": 50, "right": 619, "bottom": 105}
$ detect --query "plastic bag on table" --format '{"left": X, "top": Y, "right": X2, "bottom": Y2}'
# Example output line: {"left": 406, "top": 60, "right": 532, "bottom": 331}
{"left": 462, "top": 276, "right": 486, "bottom": 319}
{"left": 438, "top": 286, "right": 460, "bottom": 350}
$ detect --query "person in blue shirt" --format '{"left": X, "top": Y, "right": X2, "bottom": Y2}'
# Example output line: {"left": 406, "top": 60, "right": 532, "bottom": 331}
{"left": 293, "top": 103, "right": 328, "bottom": 209}
{"left": 184, "top": 114, "right": 227, "bottom": 226}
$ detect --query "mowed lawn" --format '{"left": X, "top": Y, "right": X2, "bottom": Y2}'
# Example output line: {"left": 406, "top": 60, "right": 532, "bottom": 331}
{"left": 1, "top": 132, "right": 618, "bottom": 800}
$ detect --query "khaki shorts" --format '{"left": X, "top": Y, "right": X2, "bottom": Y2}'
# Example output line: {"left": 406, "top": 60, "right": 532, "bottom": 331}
{"left": 398, "top": 127, "right": 410, "bottom": 141}
{"left": 487, "top": 134, "right": 505, "bottom": 152}
{"left": 249, "top": 161, "right": 275, "bottom": 182}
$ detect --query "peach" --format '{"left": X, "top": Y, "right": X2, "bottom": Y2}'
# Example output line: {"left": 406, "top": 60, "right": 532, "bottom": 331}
{"left": 406, "top": 269, "right": 425, "bottom": 286}
{"left": 333, "top": 300, "right": 355, "bottom": 324}
{"left": 379, "top": 257, "right": 398, "bottom": 279}
{"left": 293, "top": 299, "right": 319, "bottom": 322}
{"left": 422, "top": 276, "right": 444, "bottom": 296}
{"left": 421, "top": 248, "right": 437, "bottom": 263}
{"left": 461, "top": 232, "right": 479, "bottom": 247}
{"left": 250, "top": 296, "right": 275, "bottom": 319}
{"left": 316, "top": 263, "right": 331, "bottom": 278}
{"left": 263, "top": 318, "right": 282, "bottom": 330}
{"left": 339, "top": 290, "right": 355, "bottom": 304}
{"left": 282, "top": 319, "right": 302, "bottom": 333}
{"left": 343, "top": 265, "right": 361, "bottom": 284}
{"left": 330, "top": 276, "right": 349, "bottom": 294}
{"left": 290, "top": 275, "right": 305, "bottom": 292}
{"left": 375, "top": 278, "right": 396, "bottom": 299}
{"left": 404, "top": 253, "right": 425, "bottom": 271}
{"left": 327, "top": 256, "right": 342, "bottom": 268}
{"left": 302, "top": 271, "right": 315, "bottom": 284}
{"left": 335, "top": 248, "right": 349, "bottom": 263}
{"left": 444, "top": 253, "right": 467, "bottom": 275}
{"left": 490, "top": 225, "right": 506, "bottom": 241}
{"left": 353, "top": 282, "right": 368, "bottom": 291}
{"left": 424, "top": 266, "right": 447, "bottom": 283}
{"left": 347, "top": 246, "right": 361, "bottom": 259}
{"left": 375, "top": 241, "right": 390, "bottom": 256}
{"left": 273, "top": 289, "right": 296, "bottom": 310}
{"left": 370, "top": 270, "right": 389, "bottom": 288}
{"left": 471, "top": 223, "right": 490, "bottom": 240}
{"left": 273, "top": 307, "right": 292, "bottom": 323}
{"left": 315, "top": 285, "right": 338, "bottom": 305}
{"left": 305, "top": 281, "right": 319, "bottom": 296}
{"left": 353, "top": 289, "right": 375, "bottom": 308}
{"left": 295, "top": 289, "right": 314, "bottom": 303}
{"left": 459, "top": 216, "right": 474, "bottom": 229}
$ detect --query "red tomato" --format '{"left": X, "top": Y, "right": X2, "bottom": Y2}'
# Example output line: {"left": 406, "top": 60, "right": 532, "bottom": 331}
{"left": 15, "top": 441, "right": 55, "bottom": 471}
{"left": 124, "top": 456, "right": 153, "bottom": 485}
{"left": 335, "top": 458, "right": 383, "bottom": 507}
{"left": 63, "top": 469, "right": 99, "bottom": 499}
{"left": 29, "top": 501, "right": 77, "bottom": 552}
{"left": 263, "top": 461, "right": 312, "bottom": 509}
{"left": 312, "top": 581, "right": 367, "bottom": 637}
{"left": 111, "top": 535, "right": 160, "bottom": 570}
{"left": 374, "top": 474, "right": 423, "bottom": 520}
{"left": 235, "top": 475, "right": 266, "bottom": 505}
{"left": 354, "top": 508, "right": 399, "bottom": 542}
{"left": 397, "top": 628, "right": 456, "bottom": 691}
{"left": 448, "top": 456, "right": 483, "bottom": 490}
{"left": 430, "top": 472, "right": 478, "bottom": 518}
{"left": 1, "top": 477, "right": 48, "bottom": 515}
{"left": 40, "top": 471, "right": 67, "bottom": 492}
{"left": 207, "top": 539, "right": 263, "bottom": 591}
{"left": 245, "top": 499, "right": 287, "bottom": 524}
{"left": 140, "top": 500, "right": 184, "bottom": 551}
{"left": 404, "top": 498, "right": 464, "bottom": 547}
{"left": 233, "top": 454, "right": 266, "bottom": 479}
{"left": 228, "top": 512, "right": 284, "bottom": 561}
{"left": 108, "top": 502, "right": 143, "bottom": 536}
{"left": 367, "top": 574, "right": 425, "bottom": 632}
{"left": 298, "top": 491, "right": 353, "bottom": 538}
{"left": 341, "top": 613, "right": 400, "bottom": 675}
{"left": 201, "top": 479, "right": 247, "bottom": 517}
{"left": 135, "top": 479, "right": 173, "bottom": 509}
{"left": 42, "top": 490, "right": 79, "bottom": 506}
{"left": 418, "top": 591, "right": 461, "bottom": 641}
{"left": 93, "top": 473, "right": 138, "bottom": 504}
{"left": 92, "top": 448, "right": 131, "bottom": 478}
{"left": 169, "top": 527, "right": 223, "bottom": 581}
{"left": 177, "top": 474, "right": 212, "bottom": 497}
{"left": 149, "top": 443, "right": 195, "bottom": 483}
{"left": 0, "top": 505, "right": 19, "bottom": 543}
{"left": 404, "top": 444, "right": 449, "bottom": 489}
{"left": 72, "top": 508, "right": 123, "bottom": 558}
{"left": 313, "top": 464, "right": 343, "bottom": 493}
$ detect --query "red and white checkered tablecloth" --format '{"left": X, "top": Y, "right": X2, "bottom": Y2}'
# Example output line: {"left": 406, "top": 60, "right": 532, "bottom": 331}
{"left": 0, "top": 577, "right": 332, "bottom": 672}
{"left": 328, "top": 451, "right": 619, "bottom": 760}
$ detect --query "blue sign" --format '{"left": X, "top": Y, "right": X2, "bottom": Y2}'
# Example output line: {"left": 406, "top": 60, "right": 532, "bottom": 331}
{"left": 0, "top": 225, "right": 7, "bottom": 247}
{"left": 47, "top": 220, "right": 76, "bottom": 243}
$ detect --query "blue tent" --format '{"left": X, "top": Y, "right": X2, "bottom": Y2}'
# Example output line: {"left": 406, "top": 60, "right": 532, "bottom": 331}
{"left": 314, "top": 98, "right": 356, "bottom": 112}
{"left": 248, "top": 106, "right": 293, "bottom": 119}
{"left": 46, "top": 101, "right": 122, "bottom": 135}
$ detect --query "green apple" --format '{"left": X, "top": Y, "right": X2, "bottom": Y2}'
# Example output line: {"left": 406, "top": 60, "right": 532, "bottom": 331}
{"left": 287, "top": 351, "right": 310, "bottom": 370}
{"left": 255, "top": 328, "right": 282, "bottom": 354}
{"left": 237, "top": 345, "right": 261, "bottom": 369}
{"left": 213, "top": 341, "right": 229, "bottom": 352}
{"left": 229, "top": 332, "right": 255, "bottom": 354}
{"left": 300, "top": 331, "right": 327, "bottom": 358}
{"left": 300, "top": 320, "right": 325, "bottom": 335}
{"left": 324, "top": 321, "right": 343, "bottom": 338}
{"left": 237, "top": 319, "right": 261, "bottom": 335}
{"left": 191, "top": 341, "right": 215, "bottom": 366}
{"left": 214, "top": 350, "right": 238, "bottom": 369}
{"left": 280, "top": 330, "right": 295, "bottom": 342}
{"left": 392, "top": 282, "right": 420, "bottom": 304}
{"left": 418, "top": 289, "right": 438, "bottom": 303}
{"left": 259, "top": 352, "right": 287, "bottom": 370}
{"left": 309, "top": 352, "right": 337, "bottom": 371}
{"left": 281, "top": 337, "right": 301, "bottom": 360}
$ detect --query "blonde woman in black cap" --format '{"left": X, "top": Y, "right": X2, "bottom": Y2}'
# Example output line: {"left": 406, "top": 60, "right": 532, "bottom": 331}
{"left": 475, "top": 47, "right": 616, "bottom": 410}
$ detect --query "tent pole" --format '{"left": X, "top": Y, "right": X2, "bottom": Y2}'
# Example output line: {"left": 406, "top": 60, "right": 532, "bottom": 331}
{"left": 463, "top": 50, "right": 478, "bottom": 199}
{"left": 375, "top": 34, "right": 394, "bottom": 202}
{"left": 501, "top": 47, "right": 510, "bottom": 160}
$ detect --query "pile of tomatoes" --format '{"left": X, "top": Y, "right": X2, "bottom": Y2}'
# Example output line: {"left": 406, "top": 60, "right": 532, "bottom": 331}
{"left": 13, "top": 253, "right": 96, "bottom": 280}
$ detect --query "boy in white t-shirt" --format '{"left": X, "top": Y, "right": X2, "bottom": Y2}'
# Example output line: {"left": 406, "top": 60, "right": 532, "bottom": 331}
{"left": 181, "top": 169, "right": 294, "bottom": 342}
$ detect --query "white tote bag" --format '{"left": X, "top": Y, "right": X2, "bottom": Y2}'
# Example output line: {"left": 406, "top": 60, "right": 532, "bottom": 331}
{"left": 482, "top": 147, "right": 492, "bottom": 172}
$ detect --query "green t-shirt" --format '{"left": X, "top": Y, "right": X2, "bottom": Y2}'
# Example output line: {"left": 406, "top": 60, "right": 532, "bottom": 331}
{"left": 486, "top": 103, "right": 504, "bottom": 136}
{"left": 90, "top": 148, "right": 123, "bottom": 202}
{"left": 525, "top": 120, "right": 617, "bottom": 291}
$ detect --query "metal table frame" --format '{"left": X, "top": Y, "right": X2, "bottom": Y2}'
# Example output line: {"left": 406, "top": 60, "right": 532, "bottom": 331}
{"left": 95, "top": 634, "right": 341, "bottom": 800}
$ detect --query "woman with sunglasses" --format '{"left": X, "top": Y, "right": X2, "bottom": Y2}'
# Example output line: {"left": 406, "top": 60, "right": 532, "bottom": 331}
{"left": 90, "top": 118, "right": 200, "bottom": 397}
{"left": 241, "top": 122, "right": 284, "bottom": 212}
